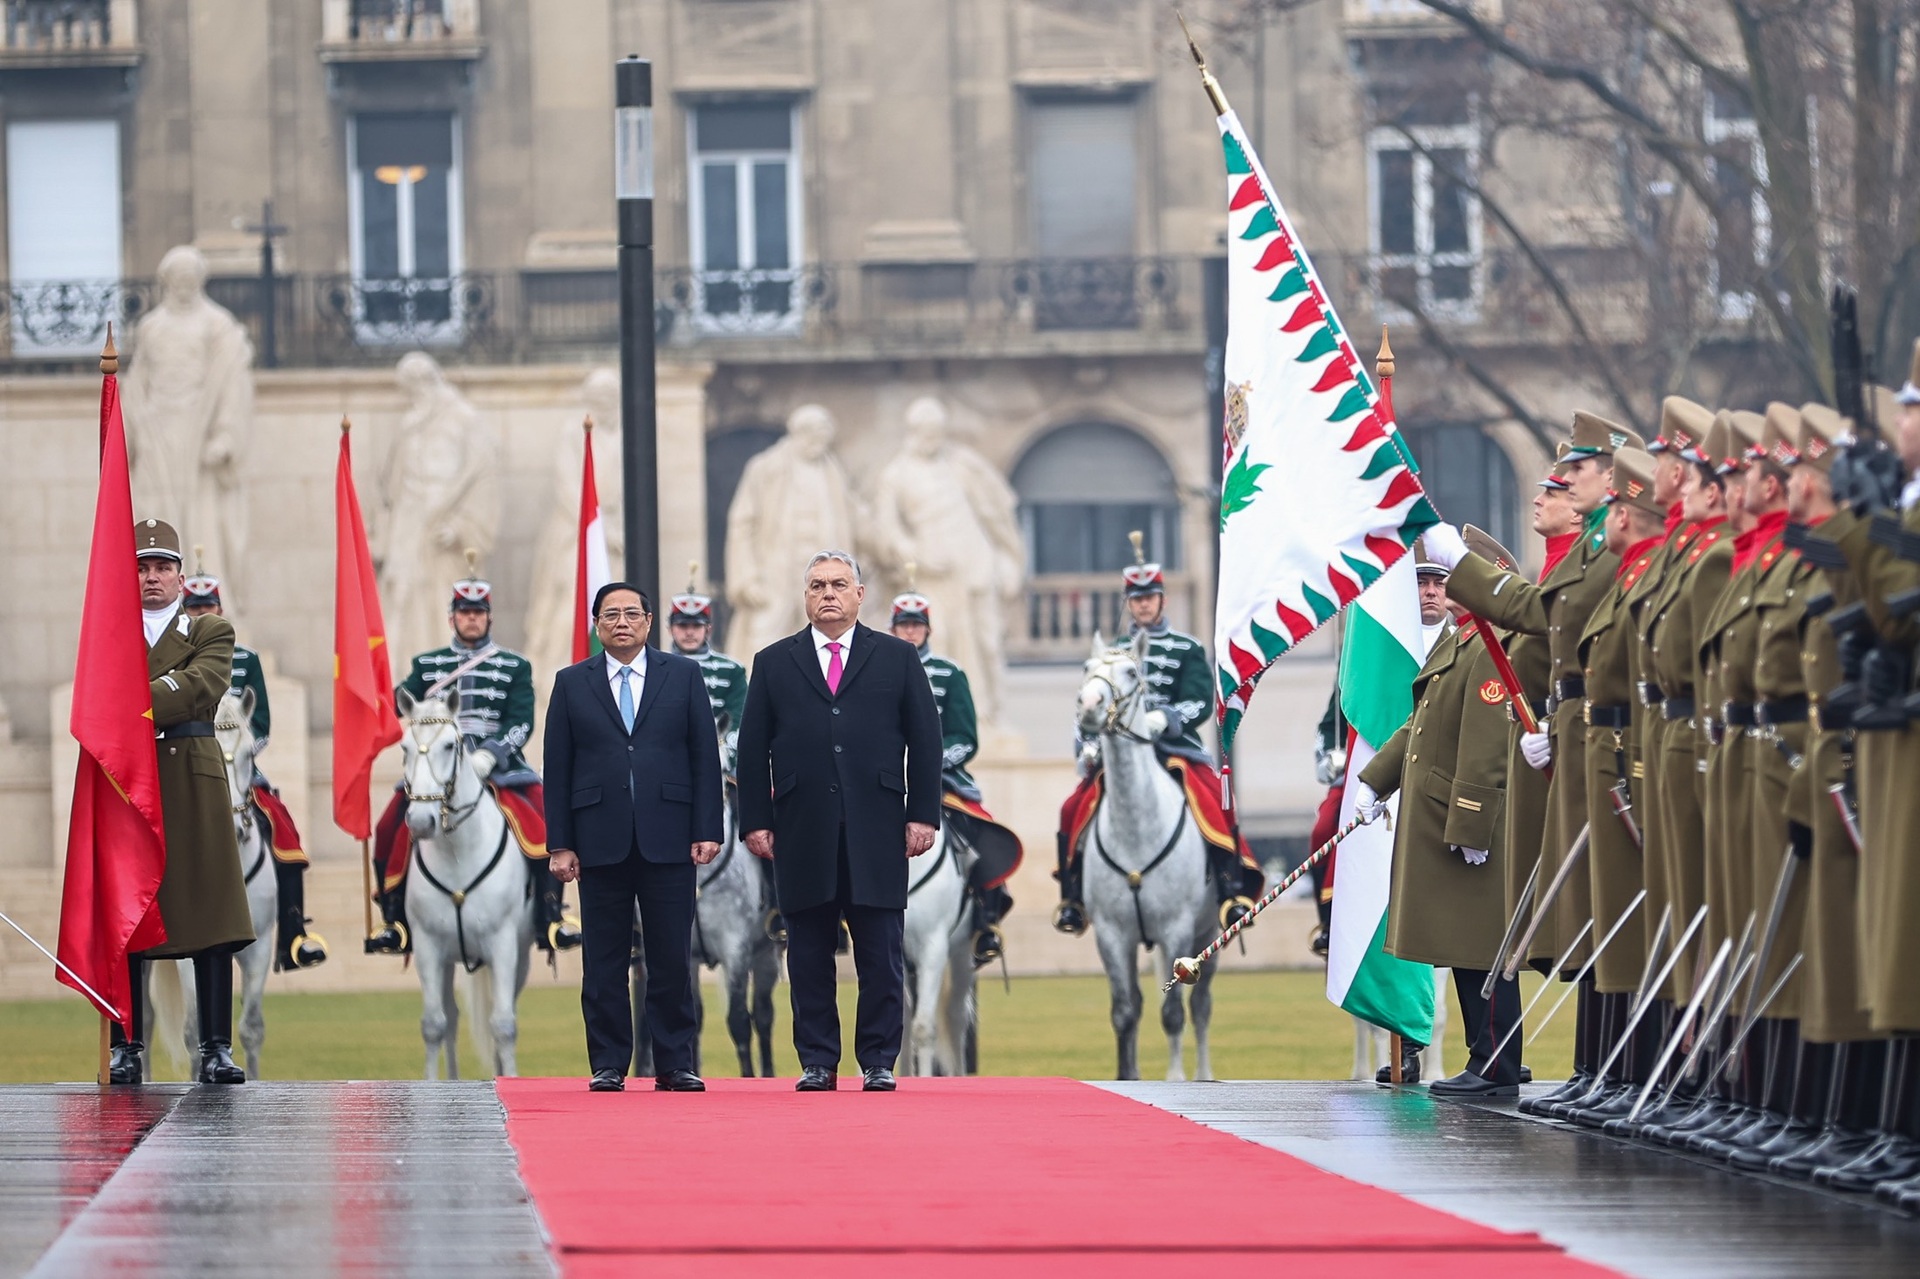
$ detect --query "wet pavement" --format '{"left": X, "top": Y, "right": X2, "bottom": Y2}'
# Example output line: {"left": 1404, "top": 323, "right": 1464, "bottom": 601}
{"left": 1107, "top": 1080, "right": 1920, "bottom": 1279}
{"left": 8, "top": 1082, "right": 552, "bottom": 1278}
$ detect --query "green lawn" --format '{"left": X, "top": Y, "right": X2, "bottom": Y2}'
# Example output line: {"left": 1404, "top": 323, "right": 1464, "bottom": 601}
{"left": 0, "top": 969, "right": 1574, "bottom": 1084}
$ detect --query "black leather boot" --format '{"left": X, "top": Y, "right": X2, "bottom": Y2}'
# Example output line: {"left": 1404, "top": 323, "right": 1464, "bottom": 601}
{"left": 273, "top": 860, "right": 327, "bottom": 970}
{"left": 1374, "top": 1038, "right": 1425, "bottom": 1086}
{"left": 1053, "top": 833, "right": 1087, "bottom": 935}
{"left": 1816, "top": 1038, "right": 1920, "bottom": 1191}
{"left": 366, "top": 886, "right": 411, "bottom": 955}
{"left": 1732, "top": 1031, "right": 1826, "bottom": 1170}
{"left": 536, "top": 865, "right": 582, "bottom": 953}
{"left": 194, "top": 952, "right": 246, "bottom": 1085}
{"left": 108, "top": 955, "right": 146, "bottom": 1085}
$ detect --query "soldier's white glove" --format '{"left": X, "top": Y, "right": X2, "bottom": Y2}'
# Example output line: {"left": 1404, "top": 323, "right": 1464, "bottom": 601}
{"left": 1422, "top": 522, "right": 1469, "bottom": 571}
{"left": 1142, "top": 709, "right": 1169, "bottom": 738}
{"left": 470, "top": 747, "right": 499, "bottom": 781}
{"left": 1520, "top": 730, "right": 1552, "bottom": 771}
{"left": 1351, "top": 779, "right": 1387, "bottom": 822}
{"left": 1454, "top": 845, "right": 1490, "bottom": 865}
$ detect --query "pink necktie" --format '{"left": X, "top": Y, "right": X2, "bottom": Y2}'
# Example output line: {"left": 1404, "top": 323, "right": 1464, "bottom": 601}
{"left": 825, "top": 641, "right": 844, "bottom": 694}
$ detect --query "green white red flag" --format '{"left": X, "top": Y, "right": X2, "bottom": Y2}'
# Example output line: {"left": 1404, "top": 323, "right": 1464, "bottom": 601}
{"left": 572, "top": 421, "right": 610, "bottom": 662}
{"left": 1207, "top": 103, "right": 1436, "bottom": 1042}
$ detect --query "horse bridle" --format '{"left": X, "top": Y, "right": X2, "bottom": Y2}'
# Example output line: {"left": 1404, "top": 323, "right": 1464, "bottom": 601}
{"left": 404, "top": 714, "right": 484, "bottom": 833}
{"left": 1085, "top": 657, "right": 1159, "bottom": 745}
{"left": 1083, "top": 651, "right": 1189, "bottom": 950}
{"left": 214, "top": 711, "right": 258, "bottom": 840}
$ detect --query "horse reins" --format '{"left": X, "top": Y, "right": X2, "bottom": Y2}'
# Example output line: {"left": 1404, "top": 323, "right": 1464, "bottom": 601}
{"left": 404, "top": 714, "right": 484, "bottom": 832}
{"left": 411, "top": 820, "right": 512, "bottom": 974}
{"left": 1092, "top": 804, "right": 1189, "bottom": 953}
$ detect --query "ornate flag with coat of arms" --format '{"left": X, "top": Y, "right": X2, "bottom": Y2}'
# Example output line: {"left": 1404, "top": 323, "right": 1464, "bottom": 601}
{"left": 1208, "top": 98, "right": 1438, "bottom": 1044}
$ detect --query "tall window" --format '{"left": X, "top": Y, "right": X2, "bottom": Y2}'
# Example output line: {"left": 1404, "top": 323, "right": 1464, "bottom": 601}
{"left": 1368, "top": 121, "right": 1481, "bottom": 320}
{"left": 349, "top": 112, "right": 461, "bottom": 341}
{"left": 5, "top": 119, "right": 122, "bottom": 356}
{"left": 1012, "top": 423, "right": 1180, "bottom": 576}
{"left": 1400, "top": 422, "right": 1519, "bottom": 552}
{"left": 688, "top": 102, "right": 800, "bottom": 334}
{"left": 1705, "top": 87, "right": 1768, "bottom": 321}
{"left": 1026, "top": 99, "right": 1139, "bottom": 329}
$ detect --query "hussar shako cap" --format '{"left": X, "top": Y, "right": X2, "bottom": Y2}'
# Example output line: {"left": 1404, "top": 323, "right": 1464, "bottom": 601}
{"left": 1793, "top": 403, "right": 1848, "bottom": 475}
{"left": 183, "top": 572, "right": 222, "bottom": 605}
{"left": 890, "top": 591, "right": 932, "bottom": 626}
{"left": 1463, "top": 524, "right": 1518, "bottom": 572}
{"left": 134, "top": 519, "right": 183, "bottom": 563}
{"left": 1413, "top": 536, "right": 1450, "bottom": 579}
{"left": 1603, "top": 447, "right": 1663, "bottom": 516}
{"left": 1565, "top": 411, "right": 1645, "bottom": 460}
{"left": 1650, "top": 395, "right": 1713, "bottom": 457}
{"left": 1759, "top": 402, "right": 1802, "bottom": 469}
{"left": 1720, "top": 411, "right": 1766, "bottom": 476}
{"left": 1122, "top": 530, "right": 1165, "bottom": 598}
{"left": 669, "top": 592, "right": 713, "bottom": 624}
{"left": 1900, "top": 338, "right": 1920, "bottom": 406}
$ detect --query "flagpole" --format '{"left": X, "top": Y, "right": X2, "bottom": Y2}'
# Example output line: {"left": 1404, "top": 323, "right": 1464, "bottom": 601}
{"left": 360, "top": 837, "right": 374, "bottom": 943}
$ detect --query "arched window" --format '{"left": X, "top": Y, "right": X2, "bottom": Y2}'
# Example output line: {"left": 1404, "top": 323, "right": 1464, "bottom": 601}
{"left": 1398, "top": 422, "right": 1519, "bottom": 552}
{"left": 1012, "top": 422, "right": 1180, "bottom": 574}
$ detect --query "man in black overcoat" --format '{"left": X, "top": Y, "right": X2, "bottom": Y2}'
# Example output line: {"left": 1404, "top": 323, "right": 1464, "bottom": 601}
{"left": 736, "top": 549, "right": 943, "bottom": 1091}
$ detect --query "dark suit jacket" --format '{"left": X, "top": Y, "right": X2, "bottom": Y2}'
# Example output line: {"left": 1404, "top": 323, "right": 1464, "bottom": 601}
{"left": 736, "top": 623, "right": 942, "bottom": 912}
{"left": 543, "top": 649, "right": 725, "bottom": 867}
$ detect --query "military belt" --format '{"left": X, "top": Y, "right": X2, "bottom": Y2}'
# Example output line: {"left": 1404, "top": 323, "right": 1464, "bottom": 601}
{"left": 1705, "top": 719, "right": 1725, "bottom": 746}
{"left": 1636, "top": 681, "right": 1665, "bottom": 708}
{"left": 1507, "top": 694, "right": 1550, "bottom": 725}
{"left": 1810, "top": 700, "right": 1851, "bottom": 733}
{"left": 1721, "top": 701, "right": 1757, "bottom": 728}
{"left": 1554, "top": 675, "right": 1587, "bottom": 704}
{"left": 1662, "top": 696, "right": 1696, "bottom": 722}
{"left": 156, "top": 720, "right": 216, "bottom": 741}
{"left": 1756, "top": 695, "right": 1809, "bottom": 726}
{"left": 1584, "top": 703, "right": 1632, "bottom": 729}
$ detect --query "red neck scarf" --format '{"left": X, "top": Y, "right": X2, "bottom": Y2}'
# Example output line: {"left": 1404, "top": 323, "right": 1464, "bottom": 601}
{"left": 1731, "top": 509, "right": 1789, "bottom": 574}
{"left": 1616, "top": 534, "right": 1665, "bottom": 582}
{"left": 1663, "top": 501, "right": 1686, "bottom": 541}
{"left": 1539, "top": 531, "right": 1579, "bottom": 581}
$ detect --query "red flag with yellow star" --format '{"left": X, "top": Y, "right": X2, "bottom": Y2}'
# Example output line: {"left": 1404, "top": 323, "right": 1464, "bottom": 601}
{"left": 57, "top": 338, "right": 168, "bottom": 1027}
{"left": 331, "top": 423, "right": 401, "bottom": 838}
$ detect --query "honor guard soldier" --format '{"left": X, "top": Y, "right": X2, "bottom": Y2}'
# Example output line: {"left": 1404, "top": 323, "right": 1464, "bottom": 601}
{"left": 369, "top": 560, "right": 582, "bottom": 954}
{"left": 1423, "top": 411, "right": 1642, "bottom": 1116}
{"left": 667, "top": 568, "right": 774, "bottom": 934}
{"left": 889, "top": 583, "right": 1024, "bottom": 968}
{"left": 1054, "top": 534, "right": 1263, "bottom": 936}
{"left": 1352, "top": 537, "right": 1522, "bottom": 1095}
{"left": 112, "top": 520, "right": 255, "bottom": 1085}
{"left": 181, "top": 565, "right": 326, "bottom": 970}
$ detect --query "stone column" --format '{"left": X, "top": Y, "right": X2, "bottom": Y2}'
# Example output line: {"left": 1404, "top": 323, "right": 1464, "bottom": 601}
{"left": 656, "top": 362, "right": 714, "bottom": 608}
{"left": 187, "top": 0, "right": 274, "bottom": 274}
{"left": 524, "top": 0, "right": 618, "bottom": 272}
{"left": 859, "top": 0, "right": 973, "bottom": 263}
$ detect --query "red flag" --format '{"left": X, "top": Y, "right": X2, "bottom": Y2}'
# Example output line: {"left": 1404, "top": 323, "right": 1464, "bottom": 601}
{"left": 57, "top": 340, "right": 168, "bottom": 1027}
{"left": 331, "top": 423, "right": 401, "bottom": 838}
{"left": 571, "top": 418, "right": 610, "bottom": 663}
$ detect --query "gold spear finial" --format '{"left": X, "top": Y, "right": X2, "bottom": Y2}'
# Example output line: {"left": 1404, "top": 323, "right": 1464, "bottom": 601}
{"left": 1176, "top": 9, "right": 1229, "bottom": 116}
{"left": 340, "top": 415, "right": 351, "bottom": 435}
{"left": 100, "top": 325, "right": 118, "bottom": 376}
{"left": 583, "top": 413, "right": 594, "bottom": 434}
{"left": 1129, "top": 530, "right": 1146, "bottom": 565}
{"left": 1376, "top": 326, "right": 1395, "bottom": 381}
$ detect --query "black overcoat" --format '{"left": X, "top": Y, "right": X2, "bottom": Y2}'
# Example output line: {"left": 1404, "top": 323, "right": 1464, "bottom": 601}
{"left": 735, "top": 624, "right": 942, "bottom": 913}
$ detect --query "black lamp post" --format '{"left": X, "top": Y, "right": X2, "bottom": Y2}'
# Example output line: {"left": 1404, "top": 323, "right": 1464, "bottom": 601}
{"left": 615, "top": 56, "right": 659, "bottom": 642}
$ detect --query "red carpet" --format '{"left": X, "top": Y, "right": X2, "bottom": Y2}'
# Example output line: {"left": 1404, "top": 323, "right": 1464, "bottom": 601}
{"left": 498, "top": 1078, "right": 1621, "bottom": 1276}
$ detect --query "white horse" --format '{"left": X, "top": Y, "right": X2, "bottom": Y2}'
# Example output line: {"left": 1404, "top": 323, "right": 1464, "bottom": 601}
{"left": 691, "top": 788, "right": 780, "bottom": 1076}
{"left": 398, "top": 689, "right": 536, "bottom": 1079}
{"left": 153, "top": 688, "right": 280, "bottom": 1079}
{"left": 901, "top": 825, "right": 976, "bottom": 1076}
{"left": 1077, "top": 633, "right": 1216, "bottom": 1082}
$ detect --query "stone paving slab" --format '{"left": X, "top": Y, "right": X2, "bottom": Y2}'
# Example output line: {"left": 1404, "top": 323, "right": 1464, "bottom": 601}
{"left": 1105, "top": 1080, "right": 1920, "bottom": 1279}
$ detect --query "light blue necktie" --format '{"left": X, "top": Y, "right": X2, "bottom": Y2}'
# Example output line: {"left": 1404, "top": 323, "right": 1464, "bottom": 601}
{"left": 617, "top": 665, "right": 636, "bottom": 733}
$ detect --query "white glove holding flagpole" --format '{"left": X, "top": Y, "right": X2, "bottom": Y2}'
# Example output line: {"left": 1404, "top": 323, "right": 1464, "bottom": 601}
{"left": 1421, "top": 521, "right": 1469, "bottom": 571}
{"left": 1520, "top": 729, "right": 1553, "bottom": 771}
{"left": 1350, "top": 779, "right": 1387, "bottom": 823}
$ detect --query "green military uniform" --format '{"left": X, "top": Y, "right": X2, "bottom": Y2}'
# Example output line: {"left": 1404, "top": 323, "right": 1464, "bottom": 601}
{"left": 397, "top": 641, "right": 537, "bottom": 774}
{"left": 688, "top": 646, "right": 747, "bottom": 771}
{"left": 921, "top": 652, "right": 978, "bottom": 792}
{"left": 228, "top": 644, "right": 271, "bottom": 744}
{"left": 1072, "top": 621, "right": 1213, "bottom": 764}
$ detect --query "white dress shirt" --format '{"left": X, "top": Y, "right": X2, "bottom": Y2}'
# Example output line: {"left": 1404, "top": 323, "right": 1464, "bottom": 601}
{"left": 809, "top": 625, "right": 853, "bottom": 682}
{"left": 605, "top": 648, "right": 647, "bottom": 708}
{"left": 143, "top": 599, "right": 183, "bottom": 649}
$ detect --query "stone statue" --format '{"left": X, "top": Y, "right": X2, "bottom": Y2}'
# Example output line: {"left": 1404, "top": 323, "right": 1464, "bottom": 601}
{"left": 125, "top": 246, "right": 255, "bottom": 619}
{"left": 871, "top": 396, "right": 1024, "bottom": 725}
{"left": 526, "top": 370, "right": 625, "bottom": 681}
{"left": 375, "top": 352, "right": 501, "bottom": 665}
{"left": 723, "top": 404, "right": 859, "bottom": 665}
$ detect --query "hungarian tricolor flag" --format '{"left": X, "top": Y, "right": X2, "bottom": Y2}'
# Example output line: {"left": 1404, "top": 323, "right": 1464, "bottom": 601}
{"left": 572, "top": 418, "right": 611, "bottom": 662}
{"left": 1205, "top": 81, "right": 1436, "bottom": 1043}
{"left": 57, "top": 341, "right": 168, "bottom": 1028}
{"left": 332, "top": 423, "right": 401, "bottom": 838}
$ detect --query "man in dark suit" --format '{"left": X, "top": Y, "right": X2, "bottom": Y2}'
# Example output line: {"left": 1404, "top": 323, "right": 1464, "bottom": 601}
{"left": 737, "top": 550, "right": 943, "bottom": 1091}
{"left": 544, "top": 583, "right": 725, "bottom": 1093}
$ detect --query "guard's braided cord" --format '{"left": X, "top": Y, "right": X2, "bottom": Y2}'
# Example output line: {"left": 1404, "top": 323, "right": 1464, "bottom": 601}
{"left": 1163, "top": 808, "right": 1384, "bottom": 991}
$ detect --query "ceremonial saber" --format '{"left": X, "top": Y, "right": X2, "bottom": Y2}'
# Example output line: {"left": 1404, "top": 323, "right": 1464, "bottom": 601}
{"left": 1716, "top": 953, "right": 1806, "bottom": 1084}
{"left": 1485, "top": 916, "right": 1594, "bottom": 1068}
{"left": 0, "top": 906, "right": 123, "bottom": 1022}
{"left": 1588, "top": 905, "right": 1707, "bottom": 1083}
{"left": 1627, "top": 937, "right": 1735, "bottom": 1123}
{"left": 1525, "top": 888, "right": 1645, "bottom": 1047}
{"left": 1625, "top": 902, "right": 1674, "bottom": 1020}
{"left": 1481, "top": 854, "right": 1542, "bottom": 1000}
{"left": 1728, "top": 845, "right": 1800, "bottom": 1054}
{"left": 1657, "top": 909, "right": 1761, "bottom": 1096}
{"left": 1166, "top": 809, "right": 1379, "bottom": 990}
{"left": 1502, "top": 823, "right": 1592, "bottom": 981}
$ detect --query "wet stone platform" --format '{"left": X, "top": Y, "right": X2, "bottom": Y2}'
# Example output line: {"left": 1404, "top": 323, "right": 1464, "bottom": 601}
{"left": 1107, "top": 1080, "right": 1920, "bottom": 1279}
{"left": 4, "top": 1082, "right": 551, "bottom": 1279}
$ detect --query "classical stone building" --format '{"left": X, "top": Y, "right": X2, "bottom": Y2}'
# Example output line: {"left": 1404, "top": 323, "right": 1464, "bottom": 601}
{"left": 0, "top": 2, "right": 1795, "bottom": 988}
